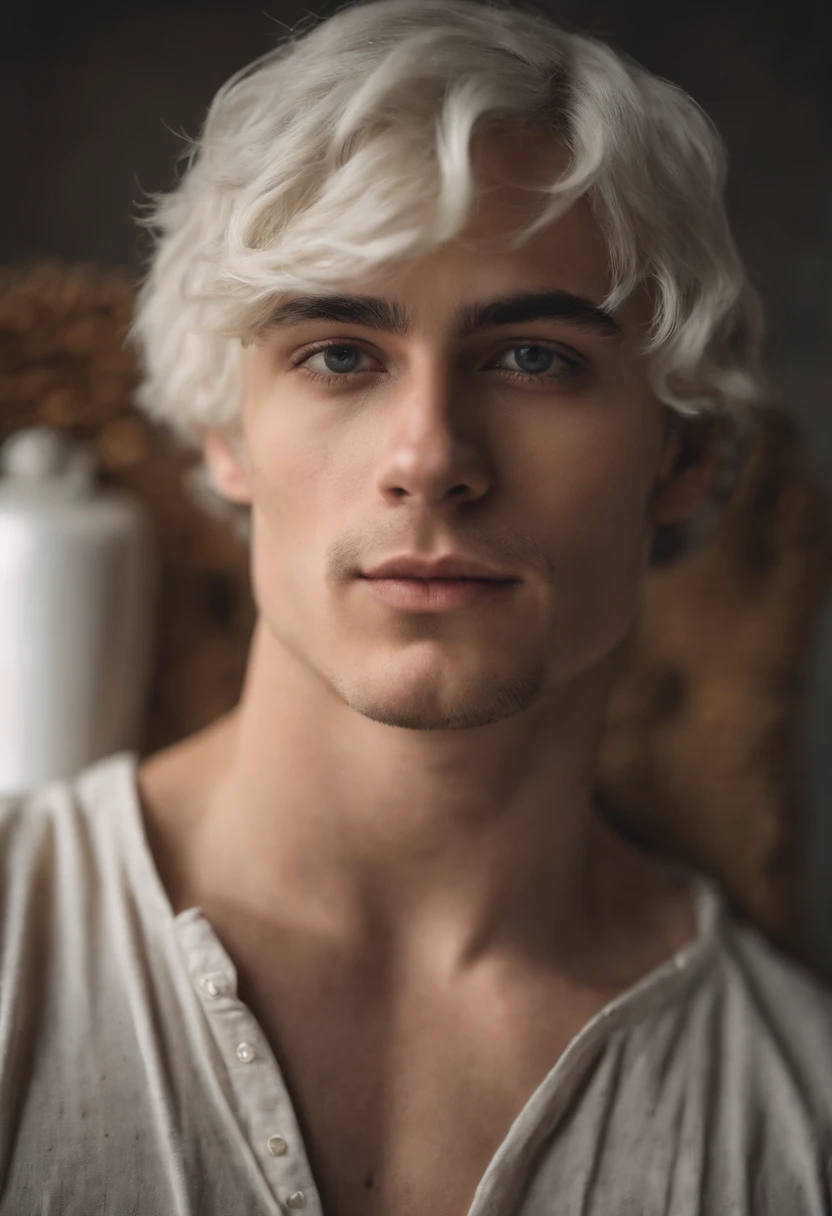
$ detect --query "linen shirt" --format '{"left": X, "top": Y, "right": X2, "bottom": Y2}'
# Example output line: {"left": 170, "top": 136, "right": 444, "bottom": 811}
{"left": 0, "top": 752, "right": 831, "bottom": 1216}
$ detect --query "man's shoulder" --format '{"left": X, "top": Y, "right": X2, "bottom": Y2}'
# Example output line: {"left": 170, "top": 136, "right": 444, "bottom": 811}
{"left": 0, "top": 752, "right": 137, "bottom": 911}
{"left": 712, "top": 903, "right": 832, "bottom": 1115}
{"left": 0, "top": 770, "right": 74, "bottom": 883}
{"left": 720, "top": 908, "right": 832, "bottom": 1025}
{"left": 0, "top": 750, "right": 135, "bottom": 825}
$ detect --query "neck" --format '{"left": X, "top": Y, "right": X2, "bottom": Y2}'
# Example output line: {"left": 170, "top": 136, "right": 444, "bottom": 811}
{"left": 144, "top": 618, "right": 666, "bottom": 973}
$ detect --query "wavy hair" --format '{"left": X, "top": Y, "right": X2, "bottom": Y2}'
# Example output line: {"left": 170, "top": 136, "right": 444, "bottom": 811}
{"left": 131, "top": 0, "right": 765, "bottom": 484}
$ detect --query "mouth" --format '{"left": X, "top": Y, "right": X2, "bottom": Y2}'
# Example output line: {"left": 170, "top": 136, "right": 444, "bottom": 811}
{"left": 357, "top": 574, "right": 519, "bottom": 613}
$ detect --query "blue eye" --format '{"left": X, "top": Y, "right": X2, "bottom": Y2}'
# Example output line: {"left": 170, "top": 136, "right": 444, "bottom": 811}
{"left": 305, "top": 344, "right": 366, "bottom": 374}
{"left": 493, "top": 345, "right": 578, "bottom": 376}
{"left": 514, "top": 346, "right": 552, "bottom": 372}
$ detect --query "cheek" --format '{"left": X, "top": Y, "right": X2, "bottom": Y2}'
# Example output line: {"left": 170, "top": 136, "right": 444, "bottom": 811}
{"left": 513, "top": 407, "right": 660, "bottom": 654}
{"left": 243, "top": 407, "right": 358, "bottom": 615}
{"left": 244, "top": 398, "right": 341, "bottom": 524}
{"left": 510, "top": 404, "right": 659, "bottom": 545}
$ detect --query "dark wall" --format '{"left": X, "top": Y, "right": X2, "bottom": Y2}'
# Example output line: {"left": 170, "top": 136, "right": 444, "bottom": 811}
{"left": 4, "top": 0, "right": 832, "bottom": 956}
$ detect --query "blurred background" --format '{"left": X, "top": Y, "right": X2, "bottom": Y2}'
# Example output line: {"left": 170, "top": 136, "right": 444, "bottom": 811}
{"left": 1, "top": 0, "right": 831, "bottom": 966}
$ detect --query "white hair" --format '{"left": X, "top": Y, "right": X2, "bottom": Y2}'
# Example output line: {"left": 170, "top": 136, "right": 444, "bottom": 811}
{"left": 131, "top": 0, "right": 765, "bottom": 459}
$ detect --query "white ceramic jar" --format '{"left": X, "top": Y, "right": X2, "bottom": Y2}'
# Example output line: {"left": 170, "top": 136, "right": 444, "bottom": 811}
{"left": 0, "top": 427, "right": 154, "bottom": 795}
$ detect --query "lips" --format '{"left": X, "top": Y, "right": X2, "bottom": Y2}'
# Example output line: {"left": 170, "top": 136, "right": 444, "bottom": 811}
{"left": 359, "top": 573, "right": 518, "bottom": 612}
{"left": 361, "top": 554, "right": 516, "bottom": 582}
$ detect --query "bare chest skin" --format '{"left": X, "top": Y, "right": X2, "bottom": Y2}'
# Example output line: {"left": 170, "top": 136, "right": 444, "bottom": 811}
{"left": 201, "top": 899, "right": 642, "bottom": 1216}
{"left": 138, "top": 748, "right": 697, "bottom": 1216}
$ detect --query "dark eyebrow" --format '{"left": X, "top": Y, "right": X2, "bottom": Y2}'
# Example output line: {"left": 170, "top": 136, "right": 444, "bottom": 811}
{"left": 264, "top": 289, "right": 622, "bottom": 340}
{"left": 457, "top": 291, "right": 622, "bottom": 339}
{"left": 266, "top": 294, "right": 411, "bottom": 336}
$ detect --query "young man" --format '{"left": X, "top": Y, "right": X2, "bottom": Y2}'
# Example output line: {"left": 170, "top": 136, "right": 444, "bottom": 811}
{"left": 2, "top": 1, "right": 831, "bottom": 1213}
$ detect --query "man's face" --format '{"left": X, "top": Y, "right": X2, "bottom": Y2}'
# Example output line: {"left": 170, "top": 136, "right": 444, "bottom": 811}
{"left": 209, "top": 131, "right": 695, "bottom": 732}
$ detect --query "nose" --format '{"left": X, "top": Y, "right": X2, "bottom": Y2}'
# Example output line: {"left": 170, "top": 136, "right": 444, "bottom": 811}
{"left": 373, "top": 364, "right": 492, "bottom": 510}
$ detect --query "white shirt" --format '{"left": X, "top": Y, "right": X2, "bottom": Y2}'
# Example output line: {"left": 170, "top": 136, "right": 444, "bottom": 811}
{"left": 0, "top": 752, "right": 830, "bottom": 1215}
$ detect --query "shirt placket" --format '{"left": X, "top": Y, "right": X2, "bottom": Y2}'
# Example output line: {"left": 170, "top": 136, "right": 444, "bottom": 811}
{"left": 174, "top": 909, "right": 324, "bottom": 1216}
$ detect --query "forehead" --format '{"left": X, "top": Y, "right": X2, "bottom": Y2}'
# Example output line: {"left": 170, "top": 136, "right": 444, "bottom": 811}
{"left": 450, "top": 127, "right": 613, "bottom": 288}
{"left": 357, "top": 128, "right": 623, "bottom": 329}
{"left": 259, "top": 128, "right": 644, "bottom": 341}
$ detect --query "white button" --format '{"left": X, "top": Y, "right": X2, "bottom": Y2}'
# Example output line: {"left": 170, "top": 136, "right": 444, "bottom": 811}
{"left": 236, "top": 1042, "right": 256, "bottom": 1063}
{"left": 267, "top": 1134, "right": 288, "bottom": 1156}
{"left": 198, "top": 976, "right": 222, "bottom": 999}
{"left": 285, "top": 1193, "right": 306, "bottom": 1209}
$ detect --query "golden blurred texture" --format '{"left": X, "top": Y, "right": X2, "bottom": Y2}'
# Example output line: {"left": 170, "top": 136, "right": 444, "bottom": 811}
{"left": 1, "top": 262, "right": 830, "bottom": 959}
{"left": 598, "top": 413, "right": 832, "bottom": 955}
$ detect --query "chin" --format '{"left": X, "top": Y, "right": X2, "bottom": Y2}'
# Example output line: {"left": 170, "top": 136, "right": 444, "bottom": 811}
{"left": 328, "top": 664, "right": 546, "bottom": 732}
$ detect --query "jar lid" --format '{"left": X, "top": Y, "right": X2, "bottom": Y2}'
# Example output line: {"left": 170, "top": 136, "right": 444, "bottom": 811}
{"left": 0, "top": 427, "right": 95, "bottom": 501}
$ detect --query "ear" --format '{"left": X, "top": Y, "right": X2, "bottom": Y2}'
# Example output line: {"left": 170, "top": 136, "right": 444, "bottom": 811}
{"left": 651, "top": 413, "right": 720, "bottom": 526}
{"left": 202, "top": 427, "right": 253, "bottom": 505}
